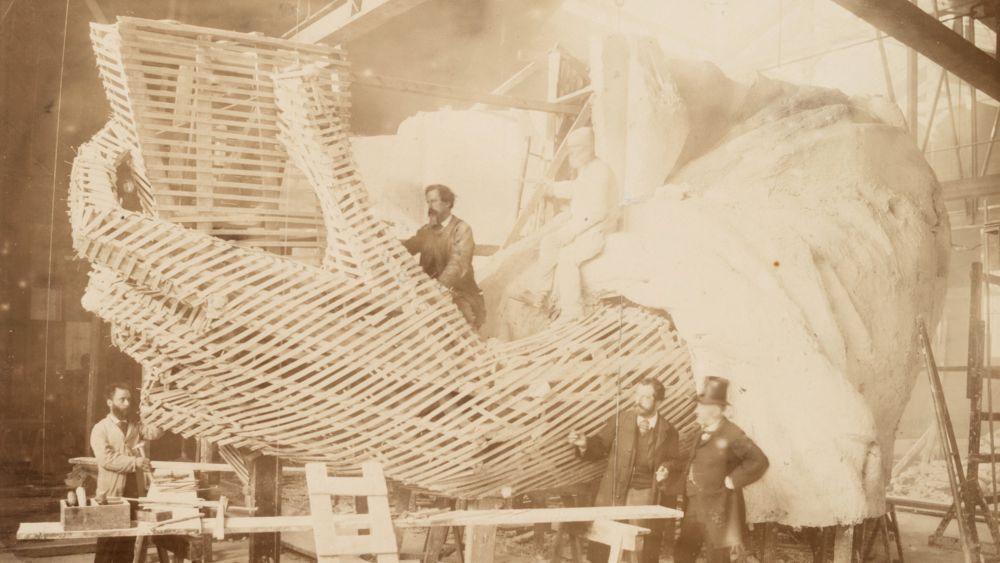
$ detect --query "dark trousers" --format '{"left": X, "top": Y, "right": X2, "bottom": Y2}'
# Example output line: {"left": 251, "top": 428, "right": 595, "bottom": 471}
{"left": 94, "top": 537, "right": 135, "bottom": 563}
{"left": 94, "top": 472, "right": 139, "bottom": 563}
{"left": 675, "top": 508, "right": 732, "bottom": 563}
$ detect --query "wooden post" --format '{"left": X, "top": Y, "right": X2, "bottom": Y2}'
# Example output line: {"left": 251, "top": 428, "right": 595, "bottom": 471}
{"left": 463, "top": 498, "right": 502, "bottom": 563}
{"left": 249, "top": 455, "right": 282, "bottom": 563}
{"left": 907, "top": 46, "right": 918, "bottom": 136}
{"left": 84, "top": 316, "right": 102, "bottom": 454}
{"left": 758, "top": 523, "right": 778, "bottom": 562}
{"left": 831, "top": 525, "right": 855, "bottom": 563}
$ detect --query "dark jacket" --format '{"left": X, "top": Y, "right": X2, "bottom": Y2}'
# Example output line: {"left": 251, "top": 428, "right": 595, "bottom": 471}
{"left": 578, "top": 409, "right": 683, "bottom": 507}
{"left": 403, "top": 215, "right": 481, "bottom": 296}
{"left": 683, "top": 417, "right": 768, "bottom": 548}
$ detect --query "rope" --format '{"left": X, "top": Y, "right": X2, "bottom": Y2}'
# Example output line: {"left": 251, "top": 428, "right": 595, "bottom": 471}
{"left": 612, "top": 295, "right": 624, "bottom": 504}
{"left": 41, "top": 0, "right": 71, "bottom": 481}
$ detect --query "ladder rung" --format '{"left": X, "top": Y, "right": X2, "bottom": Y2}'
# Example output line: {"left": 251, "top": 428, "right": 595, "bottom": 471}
{"left": 937, "top": 366, "right": 1000, "bottom": 378}
{"left": 980, "top": 412, "right": 1000, "bottom": 422}
{"left": 970, "top": 453, "right": 1000, "bottom": 463}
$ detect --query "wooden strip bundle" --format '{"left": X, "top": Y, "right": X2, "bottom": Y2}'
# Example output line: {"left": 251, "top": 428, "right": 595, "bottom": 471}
{"left": 69, "top": 19, "right": 698, "bottom": 500}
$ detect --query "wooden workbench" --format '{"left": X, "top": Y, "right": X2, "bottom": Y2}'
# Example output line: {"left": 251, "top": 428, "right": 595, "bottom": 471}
{"left": 19, "top": 505, "right": 682, "bottom": 562}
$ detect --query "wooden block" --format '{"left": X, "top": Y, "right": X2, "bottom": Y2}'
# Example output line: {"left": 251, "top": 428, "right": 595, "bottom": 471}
{"left": 583, "top": 519, "right": 648, "bottom": 553}
{"left": 136, "top": 509, "right": 173, "bottom": 523}
{"left": 60, "top": 499, "right": 131, "bottom": 531}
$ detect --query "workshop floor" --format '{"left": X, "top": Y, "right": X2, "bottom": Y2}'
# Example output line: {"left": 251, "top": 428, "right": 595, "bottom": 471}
{"left": 0, "top": 512, "right": 977, "bottom": 562}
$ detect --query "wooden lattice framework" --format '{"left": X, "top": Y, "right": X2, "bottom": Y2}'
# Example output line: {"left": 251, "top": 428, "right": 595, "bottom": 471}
{"left": 70, "top": 18, "right": 697, "bottom": 498}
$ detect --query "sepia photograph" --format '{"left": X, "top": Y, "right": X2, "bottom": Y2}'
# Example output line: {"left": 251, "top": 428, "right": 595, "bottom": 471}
{"left": 0, "top": 1, "right": 997, "bottom": 562}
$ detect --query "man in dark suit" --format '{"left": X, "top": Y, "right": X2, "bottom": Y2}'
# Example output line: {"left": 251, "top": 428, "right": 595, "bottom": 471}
{"left": 568, "top": 378, "right": 683, "bottom": 563}
{"left": 675, "top": 376, "right": 769, "bottom": 563}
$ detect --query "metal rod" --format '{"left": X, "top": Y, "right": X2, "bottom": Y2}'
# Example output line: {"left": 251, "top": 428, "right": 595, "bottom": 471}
{"left": 926, "top": 138, "right": 1000, "bottom": 153}
{"left": 877, "top": 30, "right": 897, "bottom": 103}
{"left": 944, "top": 70, "right": 966, "bottom": 176}
{"left": 922, "top": 68, "right": 947, "bottom": 152}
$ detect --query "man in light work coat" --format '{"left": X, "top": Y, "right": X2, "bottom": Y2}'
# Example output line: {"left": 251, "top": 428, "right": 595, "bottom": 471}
{"left": 568, "top": 378, "right": 683, "bottom": 563}
{"left": 90, "top": 382, "right": 163, "bottom": 563}
{"left": 404, "top": 184, "right": 485, "bottom": 329}
{"left": 675, "top": 376, "right": 769, "bottom": 563}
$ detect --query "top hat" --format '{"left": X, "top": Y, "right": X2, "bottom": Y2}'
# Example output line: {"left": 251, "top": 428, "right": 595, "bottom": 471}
{"left": 697, "top": 376, "right": 729, "bottom": 406}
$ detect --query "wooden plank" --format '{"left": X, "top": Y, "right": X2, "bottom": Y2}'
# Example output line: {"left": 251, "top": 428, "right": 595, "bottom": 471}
{"left": 119, "top": 17, "right": 343, "bottom": 57}
{"left": 69, "top": 457, "right": 235, "bottom": 473}
{"left": 17, "top": 516, "right": 315, "bottom": 540}
{"left": 350, "top": 73, "right": 582, "bottom": 115}
{"left": 830, "top": 0, "right": 1000, "bottom": 101}
{"left": 288, "top": 0, "right": 432, "bottom": 45}
{"left": 395, "top": 505, "right": 682, "bottom": 528}
{"left": 359, "top": 462, "right": 398, "bottom": 555}
{"left": 583, "top": 519, "right": 648, "bottom": 553}
{"left": 942, "top": 174, "right": 1000, "bottom": 201}
{"left": 249, "top": 456, "right": 281, "bottom": 563}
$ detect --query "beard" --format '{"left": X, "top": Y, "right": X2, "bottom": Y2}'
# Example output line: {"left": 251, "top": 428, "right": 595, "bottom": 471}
{"left": 427, "top": 209, "right": 440, "bottom": 225}
{"left": 112, "top": 405, "right": 130, "bottom": 421}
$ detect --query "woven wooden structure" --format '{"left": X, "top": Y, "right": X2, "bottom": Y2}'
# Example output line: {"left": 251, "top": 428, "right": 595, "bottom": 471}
{"left": 70, "top": 18, "right": 696, "bottom": 498}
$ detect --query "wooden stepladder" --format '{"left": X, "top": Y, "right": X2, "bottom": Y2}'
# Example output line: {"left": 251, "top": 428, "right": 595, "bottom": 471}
{"left": 918, "top": 318, "right": 999, "bottom": 563}
{"left": 925, "top": 261, "right": 1000, "bottom": 561}
{"left": 305, "top": 461, "right": 417, "bottom": 563}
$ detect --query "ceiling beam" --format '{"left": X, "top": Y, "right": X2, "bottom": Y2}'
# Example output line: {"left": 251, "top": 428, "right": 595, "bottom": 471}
{"left": 830, "top": 0, "right": 1000, "bottom": 101}
{"left": 287, "top": 0, "right": 431, "bottom": 45}
{"left": 942, "top": 174, "right": 1000, "bottom": 201}
{"left": 83, "top": 0, "right": 108, "bottom": 24}
{"left": 350, "top": 72, "right": 583, "bottom": 114}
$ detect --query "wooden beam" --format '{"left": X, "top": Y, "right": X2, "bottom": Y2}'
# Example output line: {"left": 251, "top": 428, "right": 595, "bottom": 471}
{"left": 287, "top": 0, "right": 431, "bottom": 44}
{"left": 830, "top": 0, "right": 1000, "bottom": 101}
{"left": 942, "top": 174, "right": 1000, "bottom": 201}
{"left": 82, "top": 0, "right": 108, "bottom": 24}
{"left": 248, "top": 456, "right": 282, "bottom": 563}
{"left": 350, "top": 72, "right": 582, "bottom": 114}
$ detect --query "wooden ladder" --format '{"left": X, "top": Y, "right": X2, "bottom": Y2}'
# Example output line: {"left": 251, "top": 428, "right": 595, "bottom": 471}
{"left": 919, "top": 312, "right": 1000, "bottom": 563}
{"left": 305, "top": 461, "right": 417, "bottom": 563}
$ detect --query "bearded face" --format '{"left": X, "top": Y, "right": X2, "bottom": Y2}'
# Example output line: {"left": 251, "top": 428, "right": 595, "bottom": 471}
{"left": 425, "top": 188, "right": 451, "bottom": 225}
{"left": 107, "top": 388, "right": 132, "bottom": 420}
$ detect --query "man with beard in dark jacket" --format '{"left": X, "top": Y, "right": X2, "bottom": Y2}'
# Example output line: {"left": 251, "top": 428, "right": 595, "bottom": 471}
{"left": 403, "top": 184, "right": 485, "bottom": 329}
{"left": 568, "top": 378, "right": 683, "bottom": 563}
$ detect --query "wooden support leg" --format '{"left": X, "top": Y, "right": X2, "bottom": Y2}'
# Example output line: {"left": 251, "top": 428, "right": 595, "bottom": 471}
{"left": 605, "top": 537, "right": 624, "bottom": 563}
{"left": 463, "top": 525, "right": 496, "bottom": 563}
{"left": 462, "top": 499, "right": 501, "bottom": 563}
{"left": 832, "top": 525, "right": 855, "bottom": 563}
{"left": 423, "top": 527, "right": 448, "bottom": 563}
{"left": 759, "top": 523, "right": 778, "bottom": 563}
{"left": 568, "top": 532, "right": 582, "bottom": 563}
{"left": 249, "top": 455, "right": 281, "bottom": 563}
{"left": 133, "top": 536, "right": 148, "bottom": 563}
{"left": 887, "top": 506, "right": 905, "bottom": 562}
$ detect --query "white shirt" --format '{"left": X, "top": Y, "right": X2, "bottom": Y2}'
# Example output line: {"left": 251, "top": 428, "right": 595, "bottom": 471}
{"left": 636, "top": 414, "right": 658, "bottom": 431}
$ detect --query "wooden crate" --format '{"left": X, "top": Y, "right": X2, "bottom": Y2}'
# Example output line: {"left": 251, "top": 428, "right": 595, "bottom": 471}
{"left": 60, "top": 499, "right": 131, "bottom": 531}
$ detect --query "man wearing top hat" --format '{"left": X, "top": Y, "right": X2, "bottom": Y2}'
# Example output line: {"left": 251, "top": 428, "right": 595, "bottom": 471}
{"left": 675, "top": 376, "right": 769, "bottom": 563}
{"left": 567, "top": 378, "right": 683, "bottom": 563}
